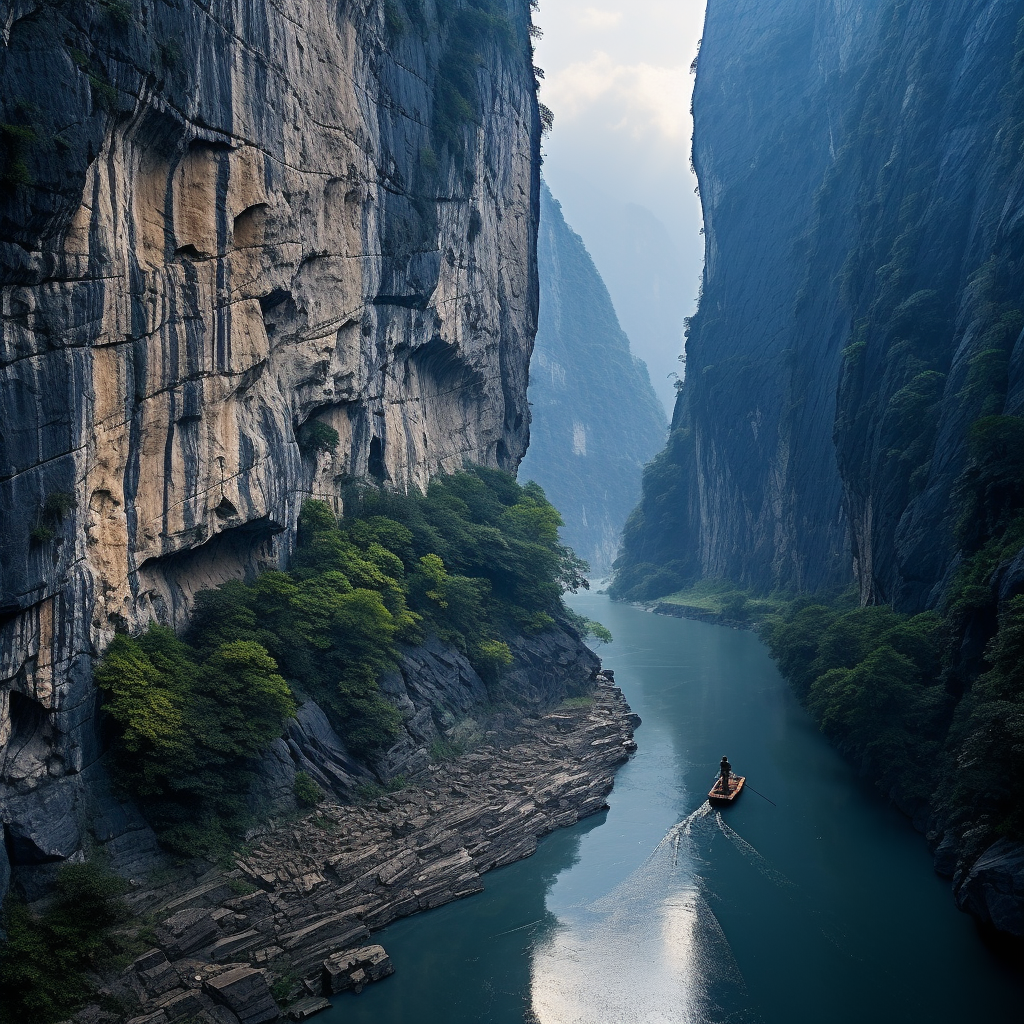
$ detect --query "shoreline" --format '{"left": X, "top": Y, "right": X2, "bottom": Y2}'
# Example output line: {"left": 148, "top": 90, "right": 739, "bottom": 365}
{"left": 645, "top": 600, "right": 760, "bottom": 632}
{"left": 109, "top": 676, "right": 638, "bottom": 1023}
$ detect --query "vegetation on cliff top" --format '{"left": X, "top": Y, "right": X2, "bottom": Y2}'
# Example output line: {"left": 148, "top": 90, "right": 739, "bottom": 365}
{"left": 97, "top": 469, "right": 591, "bottom": 860}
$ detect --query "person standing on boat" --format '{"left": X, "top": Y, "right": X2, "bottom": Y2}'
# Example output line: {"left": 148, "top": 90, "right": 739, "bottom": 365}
{"left": 719, "top": 755, "right": 732, "bottom": 793}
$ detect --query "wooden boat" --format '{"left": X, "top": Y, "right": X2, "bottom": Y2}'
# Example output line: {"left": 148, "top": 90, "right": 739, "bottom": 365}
{"left": 708, "top": 774, "right": 746, "bottom": 806}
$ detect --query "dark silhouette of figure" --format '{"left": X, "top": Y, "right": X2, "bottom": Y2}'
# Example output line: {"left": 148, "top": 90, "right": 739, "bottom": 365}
{"left": 719, "top": 755, "right": 732, "bottom": 792}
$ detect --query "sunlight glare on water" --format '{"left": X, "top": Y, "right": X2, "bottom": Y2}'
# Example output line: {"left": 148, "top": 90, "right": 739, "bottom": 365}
{"left": 531, "top": 804, "right": 754, "bottom": 1024}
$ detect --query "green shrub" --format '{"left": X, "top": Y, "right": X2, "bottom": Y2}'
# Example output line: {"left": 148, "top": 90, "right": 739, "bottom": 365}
{"left": 96, "top": 626, "right": 296, "bottom": 859}
{"left": 101, "top": 0, "right": 133, "bottom": 25}
{"left": 298, "top": 420, "right": 340, "bottom": 454}
{"left": 294, "top": 771, "right": 324, "bottom": 807}
{"left": 0, "top": 123, "right": 37, "bottom": 186}
{"left": 0, "top": 862, "right": 134, "bottom": 1024}
{"left": 43, "top": 491, "right": 77, "bottom": 519}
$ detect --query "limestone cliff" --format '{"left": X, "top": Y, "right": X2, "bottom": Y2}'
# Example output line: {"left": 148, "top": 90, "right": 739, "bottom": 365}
{"left": 0, "top": 0, "right": 540, "bottom": 894}
{"left": 519, "top": 184, "right": 666, "bottom": 573}
{"left": 615, "top": 0, "right": 1024, "bottom": 605}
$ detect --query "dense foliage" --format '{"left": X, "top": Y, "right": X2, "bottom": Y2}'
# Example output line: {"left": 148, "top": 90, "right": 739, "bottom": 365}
{"left": 96, "top": 627, "right": 296, "bottom": 858}
{"left": 96, "top": 469, "right": 589, "bottom": 858}
{"left": 0, "top": 863, "right": 134, "bottom": 1024}
{"left": 763, "top": 603, "right": 949, "bottom": 805}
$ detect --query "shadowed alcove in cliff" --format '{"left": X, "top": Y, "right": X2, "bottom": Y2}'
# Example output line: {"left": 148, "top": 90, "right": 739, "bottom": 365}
{"left": 135, "top": 516, "right": 283, "bottom": 632}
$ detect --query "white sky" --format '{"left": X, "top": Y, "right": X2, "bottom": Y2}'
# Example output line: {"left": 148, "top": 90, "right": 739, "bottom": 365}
{"left": 533, "top": 0, "right": 707, "bottom": 321}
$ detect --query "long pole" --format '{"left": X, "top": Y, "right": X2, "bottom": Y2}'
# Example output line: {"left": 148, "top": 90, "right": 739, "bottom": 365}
{"left": 744, "top": 782, "right": 777, "bottom": 807}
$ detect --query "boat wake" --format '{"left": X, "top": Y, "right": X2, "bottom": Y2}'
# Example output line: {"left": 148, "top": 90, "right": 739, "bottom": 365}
{"left": 529, "top": 802, "right": 762, "bottom": 1024}
{"left": 713, "top": 813, "right": 797, "bottom": 891}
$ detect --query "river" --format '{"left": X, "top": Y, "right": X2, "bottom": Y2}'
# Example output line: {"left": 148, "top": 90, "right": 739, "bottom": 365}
{"left": 321, "top": 593, "right": 1023, "bottom": 1023}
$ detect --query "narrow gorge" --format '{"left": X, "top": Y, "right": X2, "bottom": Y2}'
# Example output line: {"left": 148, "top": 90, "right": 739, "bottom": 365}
{"left": 518, "top": 183, "right": 666, "bottom": 574}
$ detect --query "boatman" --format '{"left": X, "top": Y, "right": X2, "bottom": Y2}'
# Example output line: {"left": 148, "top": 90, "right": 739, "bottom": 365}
{"left": 719, "top": 755, "right": 732, "bottom": 793}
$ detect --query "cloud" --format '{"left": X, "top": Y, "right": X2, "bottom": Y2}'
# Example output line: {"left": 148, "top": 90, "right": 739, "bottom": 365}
{"left": 543, "top": 52, "right": 690, "bottom": 142}
{"left": 577, "top": 7, "right": 623, "bottom": 30}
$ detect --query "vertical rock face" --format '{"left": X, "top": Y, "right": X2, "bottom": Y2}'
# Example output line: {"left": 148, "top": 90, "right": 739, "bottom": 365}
{"left": 616, "top": 0, "right": 1024, "bottom": 606}
{"left": 518, "top": 184, "right": 666, "bottom": 572}
{"left": 0, "top": 0, "right": 539, "bottom": 883}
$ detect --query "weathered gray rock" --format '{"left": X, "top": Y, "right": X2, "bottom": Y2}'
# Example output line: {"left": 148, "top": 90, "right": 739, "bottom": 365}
{"left": 133, "top": 949, "right": 181, "bottom": 999}
{"left": 252, "top": 701, "right": 377, "bottom": 814}
{"left": 322, "top": 945, "right": 394, "bottom": 995}
{"left": 126, "top": 1013, "right": 169, "bottom": 1024}
{"left": 287, "top": 997, "right": 330, "bottom": 1021}
{"left": 954, "top": 839, "right": 1024, "bottom": 935}
{"left": 155, "top": 909, "right": 222, "bottom": 961}
{"left": 205, "top": 966, "right": 280, "bottom": 1024}
{"left": 155, "top": 988, "right": 207, "bottom": 1023}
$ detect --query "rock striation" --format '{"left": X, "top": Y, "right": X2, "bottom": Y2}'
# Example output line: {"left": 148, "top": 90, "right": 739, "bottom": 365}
{"left": 87, "top": 674, "right": 636, "bottom": 1023}
{"left": 0, "top": 0, "right": 540, "bottom": 899}
{"left": 518, "top": 184, "right": 666, "bottom": 572}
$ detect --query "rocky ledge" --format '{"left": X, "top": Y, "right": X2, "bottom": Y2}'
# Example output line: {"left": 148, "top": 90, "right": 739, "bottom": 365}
{"left": 85, "top": 675, "right": 636, "bottom": 1024}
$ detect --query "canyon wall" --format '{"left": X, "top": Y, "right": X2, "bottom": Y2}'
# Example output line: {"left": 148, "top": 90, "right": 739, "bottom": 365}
{"left": 0, "top": 0, "right": 540, "bottom": 892}
{"left": 615, "top": 0, "right": 1024, "bottom": 607}
{"left": 519, "top": 184, "right": 666, "bottom": 572}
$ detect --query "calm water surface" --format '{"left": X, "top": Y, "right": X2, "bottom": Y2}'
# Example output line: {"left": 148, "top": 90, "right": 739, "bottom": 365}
{"left": 324, "top": 594, "right": 1023, "bottom": 1023}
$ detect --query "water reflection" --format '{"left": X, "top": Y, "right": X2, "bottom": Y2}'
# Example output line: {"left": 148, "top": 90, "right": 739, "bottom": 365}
{"left": 325, "top": 816, "right": 605, "bottom": 1024}
{"left": 531, "top": 805, "right": 755, "bottom": 1024}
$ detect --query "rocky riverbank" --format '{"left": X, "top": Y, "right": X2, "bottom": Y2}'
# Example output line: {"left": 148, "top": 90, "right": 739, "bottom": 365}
{"left": 83, "top": 674, "right": 636, "bottom": 1024}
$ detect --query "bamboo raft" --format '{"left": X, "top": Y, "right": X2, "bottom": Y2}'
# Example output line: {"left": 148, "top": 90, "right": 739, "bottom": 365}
{"left": 708, "top": 774, "right": 745, "bottom": 807}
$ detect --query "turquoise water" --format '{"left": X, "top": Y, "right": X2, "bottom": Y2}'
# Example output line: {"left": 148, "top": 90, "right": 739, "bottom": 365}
{"left": 322, "top": 594, "right": 1023, "bottom": 1023}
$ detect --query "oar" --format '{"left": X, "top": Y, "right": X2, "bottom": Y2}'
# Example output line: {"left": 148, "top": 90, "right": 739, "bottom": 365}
{"left": 744, "top": 782, "right": 777, "bottom": 807}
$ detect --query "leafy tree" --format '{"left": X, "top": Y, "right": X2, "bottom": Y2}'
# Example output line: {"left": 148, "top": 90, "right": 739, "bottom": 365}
{"left": 0, "top": 863, "right": 132, "bottom": 1024}
{"left": 294, "top": 771, "right": 324, "bottom": 807}
{"left": 97, "top": 626, "right": 295, "bottom": 858}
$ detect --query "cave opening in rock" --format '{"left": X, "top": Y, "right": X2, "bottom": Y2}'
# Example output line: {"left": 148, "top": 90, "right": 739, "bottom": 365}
{"left": 7, "top": 690, "right": 46, "bottom": 747}
{"left": 368, "top": 436, "right": 387, "bottom": 484}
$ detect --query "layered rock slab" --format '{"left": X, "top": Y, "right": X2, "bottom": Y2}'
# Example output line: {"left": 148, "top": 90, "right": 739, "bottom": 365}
{"left": 100, "top": 677, "right": 636, "bottom": 1022}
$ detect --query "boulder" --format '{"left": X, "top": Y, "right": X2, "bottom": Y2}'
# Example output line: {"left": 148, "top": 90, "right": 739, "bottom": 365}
{"left": 205, "top": 966, "right": 280, "bottom": 1024}
{"left": 155, "top": 908, "right": 221, "bottom": 959}
{"left": 954, "top": 839, "right": 1024, "bottom": 935}
{"left": 156, "top": 988, "right": 206, "bottom": 1022}
{"left": 287, "top": 996, "right": 330, "bottom": 1020}
{"left": 133, "top": 949, "right": 180, "bottom": 997}
{"left": 321, "top": 945, "right": 394, "bottom": 995}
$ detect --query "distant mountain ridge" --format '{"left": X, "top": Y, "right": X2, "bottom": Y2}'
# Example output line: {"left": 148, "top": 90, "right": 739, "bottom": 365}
{"left": 520, "top": 184, "right": 667, "bottom": 573}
